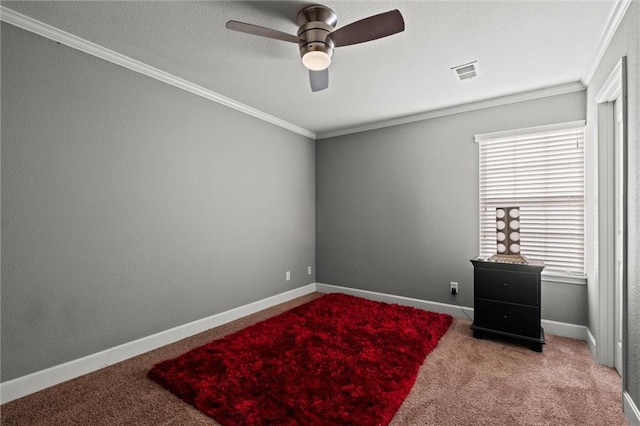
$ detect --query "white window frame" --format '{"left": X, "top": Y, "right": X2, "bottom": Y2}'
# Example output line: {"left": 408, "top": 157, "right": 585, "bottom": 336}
{"left": 475, "top": 120, "right": 587, "bottom": 280}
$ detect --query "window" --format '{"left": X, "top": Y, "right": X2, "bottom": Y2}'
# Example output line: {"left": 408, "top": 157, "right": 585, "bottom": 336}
{"left": 475, "top": 121, "right": 586, "bottom": 276}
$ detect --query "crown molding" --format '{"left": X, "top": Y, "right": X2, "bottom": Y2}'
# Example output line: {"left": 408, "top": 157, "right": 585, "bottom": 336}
{"left": 0, "top": 6, "right": 316, "bottom": 140}
{"left": 317, "top": 81, "right": 585, "bottom": 140}
{"left": 581, "top": 0, "right": 633, "bottom": 86}
{"left": 2, "top": 2, "right": 625, "bottom": 142}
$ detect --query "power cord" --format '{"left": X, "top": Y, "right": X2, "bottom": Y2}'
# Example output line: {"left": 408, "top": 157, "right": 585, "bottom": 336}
{"left": 451, "top": 291, "right": 473, "bottom": 321}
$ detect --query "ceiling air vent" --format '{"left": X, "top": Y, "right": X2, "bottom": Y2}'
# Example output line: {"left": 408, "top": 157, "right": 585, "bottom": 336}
{"left": 451, "top": 61, "right": 480, "bottom": 81}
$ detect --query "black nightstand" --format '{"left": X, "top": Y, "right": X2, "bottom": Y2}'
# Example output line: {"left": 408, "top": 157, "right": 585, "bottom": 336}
{"left": 470, "top": 257, "right": 545, "bottom": 352}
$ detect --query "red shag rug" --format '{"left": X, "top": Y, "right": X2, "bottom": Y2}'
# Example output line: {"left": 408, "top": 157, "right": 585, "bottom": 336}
{"left": 148, "top": 293, "right": 453, "bottom": 425}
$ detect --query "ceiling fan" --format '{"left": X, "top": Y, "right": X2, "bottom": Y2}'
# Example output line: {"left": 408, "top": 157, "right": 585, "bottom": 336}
{"left": 225, "top": 4, "right": 405, "bottom": 92}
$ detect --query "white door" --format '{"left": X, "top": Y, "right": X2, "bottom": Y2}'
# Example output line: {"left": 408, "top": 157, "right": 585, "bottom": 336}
{"left": 613, "top": 95, "right": 624, "bottom": 376}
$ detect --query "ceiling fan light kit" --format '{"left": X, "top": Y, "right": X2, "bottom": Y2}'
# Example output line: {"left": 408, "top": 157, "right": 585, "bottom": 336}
{"left": 301, "top": 50, "right": 332, "bottom": 71}
{"left": 225, "top": 4, "right": 405, "bottom": 92}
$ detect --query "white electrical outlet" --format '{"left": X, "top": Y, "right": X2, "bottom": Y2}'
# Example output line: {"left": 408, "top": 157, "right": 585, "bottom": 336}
{"left": 308, "top": 266, "right": 312, "bottom": 275}
{"left": 450, "top": 281, "right": 459, "bottom": 295}
{"left": 286, "top": 271, "right": 291, "bottom": 281}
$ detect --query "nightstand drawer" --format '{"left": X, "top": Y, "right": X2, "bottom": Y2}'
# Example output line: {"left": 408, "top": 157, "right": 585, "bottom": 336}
{"left": 474, "top": 299, "right": 539, "bottom": 338}
{"left": 474, "top": 268, "right": 538, "bottom": 305}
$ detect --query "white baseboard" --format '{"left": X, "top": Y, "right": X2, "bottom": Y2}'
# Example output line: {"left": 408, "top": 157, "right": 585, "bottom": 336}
{"left": 0, "top": 283, "right": 316, "bottom": 404}
{"left": 541, "top": 319, "right": 588, "bottom": 341}
{"left": 315, "top": 283, "right": 475, "bottom": 320}
{"left": 624, "top": 391, "right": 640, "bottom": 425}
{"left": 316, "top": 283, "right": 588, "bottom": 342}
{"left": 587, "top": 327, "right": 597, "bottom": 357}
{"left": 0, "top": 282, "right": 591, "bottom": 404}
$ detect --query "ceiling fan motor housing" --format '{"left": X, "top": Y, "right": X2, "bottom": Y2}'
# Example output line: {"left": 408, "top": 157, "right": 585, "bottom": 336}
{"left": 296, "top": 5, "right": 337, "bottom": 61}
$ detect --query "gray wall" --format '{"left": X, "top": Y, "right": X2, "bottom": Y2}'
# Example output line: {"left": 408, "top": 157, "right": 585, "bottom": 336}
{"left": 1, "top": 23, "right": 315, "bottom": 381}
{"left": 316, "top": 91, "right": 587, "bottom": 325}
{"left": 585, "top": 1, "right": 639, "bottom": 413}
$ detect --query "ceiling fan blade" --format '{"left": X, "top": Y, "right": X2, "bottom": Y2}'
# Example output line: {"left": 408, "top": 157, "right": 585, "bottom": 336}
{"left": 309, "top": 69, "right": 329, "bottom": 92}
{"left": 329, "top": 10, "right": 405, "bottom": 48}
{"left": 225, "top": 20, "right": 300, "bottom": 43}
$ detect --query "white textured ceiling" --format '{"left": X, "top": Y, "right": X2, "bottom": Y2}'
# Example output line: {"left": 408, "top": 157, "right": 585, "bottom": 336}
{"left": 3, "top": 1, "right": 614, "bottom": 136}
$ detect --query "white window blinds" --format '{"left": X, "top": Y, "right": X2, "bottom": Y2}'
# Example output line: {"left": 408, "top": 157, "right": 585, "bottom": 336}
{"left": 475, "top": 121, "right": 586, "bottom": 276}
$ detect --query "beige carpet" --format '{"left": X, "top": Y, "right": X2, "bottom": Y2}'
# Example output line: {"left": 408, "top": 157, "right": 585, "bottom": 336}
{"left": 1, "top": 293, "right": 628, "bottom": 425}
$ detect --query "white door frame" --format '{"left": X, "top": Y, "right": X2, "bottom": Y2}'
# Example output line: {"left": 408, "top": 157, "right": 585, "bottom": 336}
{"left": 613, "top": 94, "right": 624, "bottom": 375}
{"left": 594, "top": 57, "right": 627, "bottom": 385}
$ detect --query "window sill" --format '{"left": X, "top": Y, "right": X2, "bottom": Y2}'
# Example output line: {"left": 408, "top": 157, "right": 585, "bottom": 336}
{"left": 541, "top": 271, "right": 587, "bottom": 286}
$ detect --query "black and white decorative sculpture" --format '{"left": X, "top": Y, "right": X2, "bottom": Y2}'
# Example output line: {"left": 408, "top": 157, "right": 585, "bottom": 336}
{"left": 490, "top": 206, "right": 528, "bottom": 263}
